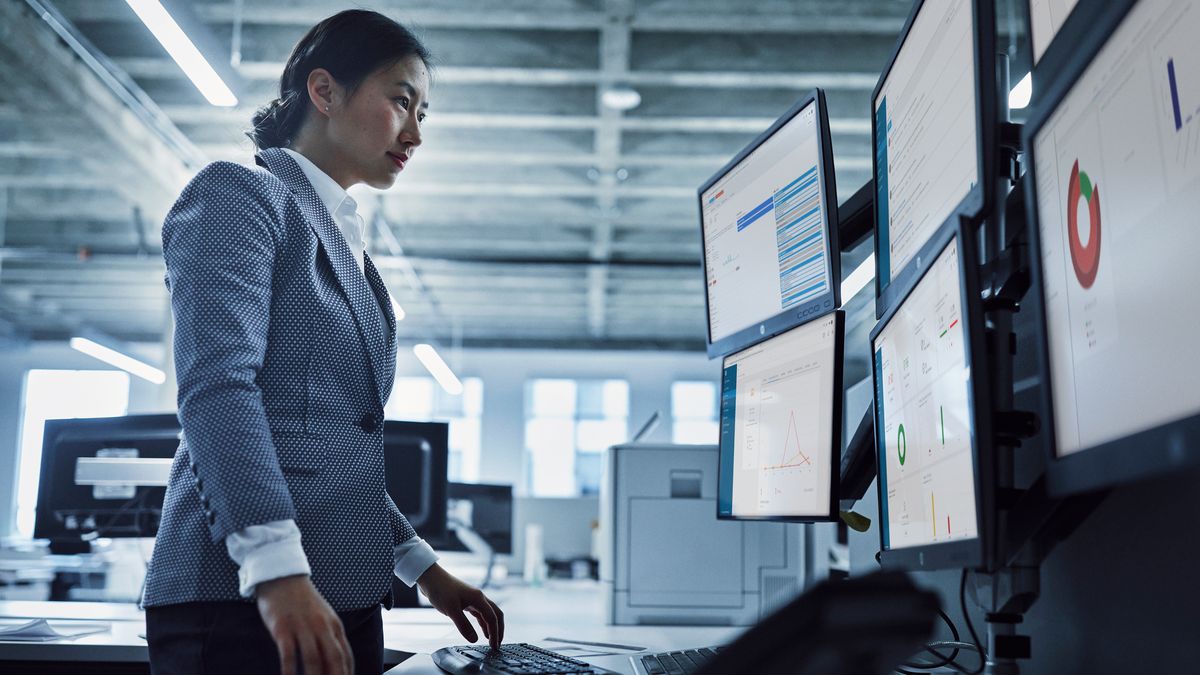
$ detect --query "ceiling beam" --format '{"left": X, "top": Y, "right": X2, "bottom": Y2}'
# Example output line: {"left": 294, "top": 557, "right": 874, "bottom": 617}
{"left": 116, "top": 57, "right": 881, "bottom": 90}
{"left": 56, "top": 0, "right": 906, "bottom": 34}
{"left": 159, "top": 105, "right": 872, "bottom": 134}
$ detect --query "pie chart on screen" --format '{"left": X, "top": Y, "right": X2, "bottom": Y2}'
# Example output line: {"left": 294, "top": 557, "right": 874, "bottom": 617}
{"left": 1066, "top": 159, "right": 1102, "bottom": 289}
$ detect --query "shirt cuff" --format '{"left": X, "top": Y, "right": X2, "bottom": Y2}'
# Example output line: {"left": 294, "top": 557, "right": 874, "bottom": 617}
{"left": 225, "top": 520, "right": 312, "bottom": 598}
{"left": 393, "top": 537, "right": 439, "bottom": 587}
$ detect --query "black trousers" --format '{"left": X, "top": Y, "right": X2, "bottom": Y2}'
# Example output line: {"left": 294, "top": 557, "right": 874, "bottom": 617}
{"left": 146, "top": 601, "right": 383, "bottom": 675}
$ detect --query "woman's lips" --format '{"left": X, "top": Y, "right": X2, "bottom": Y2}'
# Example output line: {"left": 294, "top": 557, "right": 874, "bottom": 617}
{"left": 387, "top": 152, "right": 407, "bottom": 170}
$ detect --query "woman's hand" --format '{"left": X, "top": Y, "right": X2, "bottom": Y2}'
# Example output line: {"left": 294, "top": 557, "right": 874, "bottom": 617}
{"left": 417, "top": 563, "right": 505, "bottom": 649}
{"left": 256, "top": 574, "right": 353, "bottom": 675}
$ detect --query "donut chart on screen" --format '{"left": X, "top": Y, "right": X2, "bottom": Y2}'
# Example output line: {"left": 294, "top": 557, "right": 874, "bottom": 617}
{"left": 1067, "top": 159, "right": 1102, "bottom": 289}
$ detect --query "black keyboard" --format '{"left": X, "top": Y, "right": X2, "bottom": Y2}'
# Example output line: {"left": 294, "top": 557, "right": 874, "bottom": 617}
{"left": 432, "top": 642, "right": 616, "bottom": 674}
{"left": 637, "top": 647, "right": 719, "bottom": 675}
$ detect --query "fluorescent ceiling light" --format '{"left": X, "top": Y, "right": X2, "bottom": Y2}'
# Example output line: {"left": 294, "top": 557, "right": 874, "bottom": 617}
{"left": 70, "top": 337, "right": 167, "bottom": 384}
{"left": 413, "top": 344, "right": 463, "bottom": 395}
{"left": 841, "top": 253, "right": 875, "bottom": 302}
{"left": 601, "top": 87, "right": 642, "bottom": 111}
{"left": 1009, "top": 72, "right": 1032, "bottom": 110}
{"left": 124, "top": 0, "right": 237, "bottom": 107}
{"left": 390, "top": 296, "right": 406, "bottom": 321}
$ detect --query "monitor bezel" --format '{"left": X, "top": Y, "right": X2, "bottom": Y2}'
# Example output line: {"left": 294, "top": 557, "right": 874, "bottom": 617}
{"left": 698, "top": 88, "right": 842, "bottom": 359}
{"left": 870, "top": 220, "right": 995, "bottom": 571}
{"left": 872, "top": 0, "right": 997, "bottom": 319}
{"left": 716, "top": 309, "right": 844, "bottom": 523}
{"left": 1021, "top": 0, "right": 1200, "bottom": 497}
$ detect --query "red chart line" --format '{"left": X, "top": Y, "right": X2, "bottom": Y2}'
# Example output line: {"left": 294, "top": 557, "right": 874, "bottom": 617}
{"left": 777, "top": 409, "right": 812, "bottom": 467}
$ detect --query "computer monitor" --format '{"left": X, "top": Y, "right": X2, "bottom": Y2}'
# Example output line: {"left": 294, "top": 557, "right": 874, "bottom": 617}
{"left": 699, "top": 89, "right": 840, "bottom": 358}
{"left": 1023, "top": 0, "right": 1200, "bottom": 497}
{"left": 717, "top": 311, "right": 844, "bottom": 522}
{"left": 872, "top": 0, "right": 996, "bottom": 317}
{"left": 34, "top": 414, "right": 181, "bottom": 552}
{"left": 431, "top": 482, "right": 514, "bottom": 555}
{"left": 383, "top": 420, "right": 449, "bottom": 541}
{"left": 1028, "top": 0, "right": 1082, "bottom": 65}
{"left": 871, "top": 223, "right": 993, "bottom": 570}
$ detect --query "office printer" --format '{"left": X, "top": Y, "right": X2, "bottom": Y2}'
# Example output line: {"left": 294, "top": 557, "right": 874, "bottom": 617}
{"left": 599, "top": 443, "right": 831, "bottom": 626}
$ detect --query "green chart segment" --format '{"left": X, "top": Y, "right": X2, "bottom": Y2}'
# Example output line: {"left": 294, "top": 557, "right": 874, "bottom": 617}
{"left": 897, "top": 423, "right": 907, "bottom": 465}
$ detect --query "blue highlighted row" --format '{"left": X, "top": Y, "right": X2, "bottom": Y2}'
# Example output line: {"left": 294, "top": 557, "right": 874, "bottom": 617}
{"left": 737, "top": 196, "right": 775, "bottom": 231}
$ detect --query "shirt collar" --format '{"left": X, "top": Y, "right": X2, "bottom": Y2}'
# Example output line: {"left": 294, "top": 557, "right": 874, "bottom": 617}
{"left": 280, "top": 147, "right": 358, "bottom": 220}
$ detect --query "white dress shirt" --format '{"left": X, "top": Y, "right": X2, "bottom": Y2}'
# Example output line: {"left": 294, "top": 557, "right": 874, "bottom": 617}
{"left": 224, "top": 148, "right": 437, "bottom": 598}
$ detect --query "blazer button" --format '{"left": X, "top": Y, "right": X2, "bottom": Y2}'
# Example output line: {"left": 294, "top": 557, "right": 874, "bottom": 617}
{"left": 194, "top": 477, "right": 204, "bottom": 492}
{"left": 190, "top": 461, "right": 199, "bottom": 476}
{"left": 199, "top": 495, "right": 210, "bottom": 509}
{"left": 205, "top": 509, "right": 216, "bottom": 525}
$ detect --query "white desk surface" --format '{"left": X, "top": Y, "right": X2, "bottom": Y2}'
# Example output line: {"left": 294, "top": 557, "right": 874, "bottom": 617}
{"left": 0, "top": 581, "right": 744, "bottom": 672}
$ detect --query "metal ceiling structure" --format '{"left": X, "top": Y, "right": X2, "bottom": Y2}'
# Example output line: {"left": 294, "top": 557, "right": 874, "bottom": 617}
{"left": 0, "top": 0, "right": 1024, "bottom": 357}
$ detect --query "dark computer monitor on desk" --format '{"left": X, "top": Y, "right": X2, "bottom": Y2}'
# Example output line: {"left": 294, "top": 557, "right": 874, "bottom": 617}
{"left": 871, "top": 223, "right": 994, "bottom": 570}
{"left": 383, "top": 420, "right": 449, "bottom": 541}
{"left": 872, "top": 0, "right": 997, "bottom": 317}
{"left": 1023, "top": 0, "right": 1200, "bottom": 496}
{"left": 698, "top": 89, "right": 840, "bottom": 358}
{"left": 33, "top": 414, "right": 181, "bottom": 552}
{"left": 717, "top": 311, "right": 844, "bottom": 522}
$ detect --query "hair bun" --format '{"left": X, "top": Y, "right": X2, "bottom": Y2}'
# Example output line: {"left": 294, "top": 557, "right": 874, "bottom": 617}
{"left": 247, "top": 94, "right": 299, "bottom": 150}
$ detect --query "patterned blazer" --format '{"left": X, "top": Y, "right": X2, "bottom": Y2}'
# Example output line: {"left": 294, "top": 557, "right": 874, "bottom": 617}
{"left": 143, "top": 148, "right": 413, "bottom": 611}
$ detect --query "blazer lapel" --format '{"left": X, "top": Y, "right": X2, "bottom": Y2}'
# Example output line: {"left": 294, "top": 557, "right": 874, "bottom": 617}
{"left": 364, "top": 252, "right": 397, "bottom": 402}
{"left": 255, "top": 148, "right": 391, "bottom": 406}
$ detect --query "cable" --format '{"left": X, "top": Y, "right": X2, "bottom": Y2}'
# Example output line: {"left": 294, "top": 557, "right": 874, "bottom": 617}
{"left": 959, "top": 569, "right": 987, "bottom": 675}
{"left": 900, "top": 609, "right": 961, "bottom": 670}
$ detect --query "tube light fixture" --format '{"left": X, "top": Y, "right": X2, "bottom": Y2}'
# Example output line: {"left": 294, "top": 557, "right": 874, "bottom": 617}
{"left": 413, "top": 344, "right": 463, "bottom": 395}
{"left": 840, "top": 253, "right": 875, "bottom": 302}
{"left": 70, "top": 337, "right": 167, "bottom": 384}
{"left": 1009, "top": 72, "right": 1033, "bottom": 110}
{"left": 124, "top": 0, "right": 237, "bottom": 107}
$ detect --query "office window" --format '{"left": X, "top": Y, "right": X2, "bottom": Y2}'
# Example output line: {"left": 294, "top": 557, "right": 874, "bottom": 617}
{"left": 14, "top": 370, "right": 131, "bottom": 538}
{"left": 671, "top": 381, "right": 720, "bottom": 445}
{"left": 525, "top": 379, "right": 629, "bottom": 497}
{"left": 386, "top": 376, "right": 483, "bottom": 482}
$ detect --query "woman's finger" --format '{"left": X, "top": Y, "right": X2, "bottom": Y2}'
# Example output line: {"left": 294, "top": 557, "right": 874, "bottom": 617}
{"left": 449, "top": 608, "right": 479, "bottom": 644}
{"left": 296, "top": 630, "right": 322, "bottom": 675}
{"left": 468, "top": 592, "right": 502, "bottom": 649}
{"left": 489, "top": 599, "right": 505, "bottom": 645}
{"left": 274, "top": 630, "right": 297, "bottom": 675}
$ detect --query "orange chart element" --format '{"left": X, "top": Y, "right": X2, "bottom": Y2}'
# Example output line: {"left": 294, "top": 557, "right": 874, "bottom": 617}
{"left": 1067, "top": 159, "right": 1102, "bottom": 289}
{"left": 765, "top": 410, "right": 813, "bottom": 469}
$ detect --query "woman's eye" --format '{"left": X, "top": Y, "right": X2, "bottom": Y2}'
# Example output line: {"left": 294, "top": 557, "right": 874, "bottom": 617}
{"left": 394, "top": 96, "right": 410, "bottom": 110}
{"left": 417, "top": 113, "right": 426, "bottom": 123}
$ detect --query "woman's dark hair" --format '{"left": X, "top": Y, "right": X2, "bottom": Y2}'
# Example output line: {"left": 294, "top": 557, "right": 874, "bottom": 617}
{"left": 247, "top": 10, "right": 431, "bottom": 149}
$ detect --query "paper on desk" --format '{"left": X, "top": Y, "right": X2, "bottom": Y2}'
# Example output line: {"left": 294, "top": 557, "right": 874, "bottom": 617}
{"left": 0, "top": 618, "right": 111, "bottom": 642}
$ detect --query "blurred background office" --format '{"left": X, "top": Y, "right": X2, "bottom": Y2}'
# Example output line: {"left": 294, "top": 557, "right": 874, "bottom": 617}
{"left": 0, "top": 1, "right": 1197, "bottom": 674}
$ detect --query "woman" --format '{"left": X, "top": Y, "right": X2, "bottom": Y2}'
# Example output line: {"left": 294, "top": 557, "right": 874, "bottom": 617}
{"left": 142, "top": 10, "right": 503, "bottom": 675}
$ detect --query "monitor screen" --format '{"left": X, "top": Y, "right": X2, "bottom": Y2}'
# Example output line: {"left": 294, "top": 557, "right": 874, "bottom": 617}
{"left": 874, "top": 0, "right": 981, "bottom": 294}
{"left": 1029, "top": 0, "right": 1082, "bottom": 65}
{"left": 873, "top": 234, "right": 979, "bottom": 554}
{"left": 700, "top": 92, "right": 838, "bottom": 356}
{"left": 717, "top": 312, "right": 842, "bottom": 521}
{"left": 1031, "top": 0, "right": 1200, "bottom": 464}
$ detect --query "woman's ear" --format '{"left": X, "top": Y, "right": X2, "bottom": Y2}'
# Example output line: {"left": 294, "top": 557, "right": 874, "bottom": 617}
{"left": 306, "top": 68, "right": 337, "bottom": 116}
